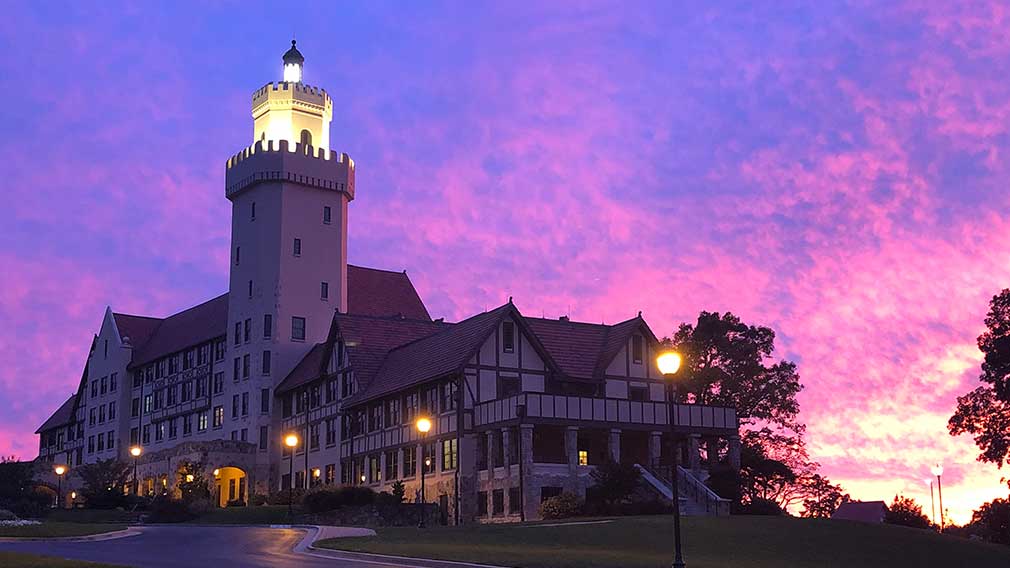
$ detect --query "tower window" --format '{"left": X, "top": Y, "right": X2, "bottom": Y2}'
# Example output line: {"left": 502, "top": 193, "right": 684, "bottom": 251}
{"left": 300, "top": 129, "right": 312, "bottom": 147}
{"left": 323, "top": 206, "right": 331, "bottom": 224}
{"left": 321, "top": 282, "right": 329, "bottom": 300}
{"left": 632, "top": 335, "right": 644, "bottom": 364}
{"left": 293, "top": 238, "right": 302, "bottom": 256}
{"left": 502, "top": 321, "right": 515, "bottom": 353}
{"left": 292, "top": 317, "right": 306, "bottom": 341}
{"left": 248, "top": 280, "right": 253, "bottom": 298}
{"left": 235, "top": 246, "right": 240, "bottom": 265}
{"left": 251, "top": 202, "right": 256, "bottom": 220}
{"left": 262, "top": 351, "right": 271, "bottom": 375}
{"left": 264, "top": 314, "right": 272, "bottom": 339}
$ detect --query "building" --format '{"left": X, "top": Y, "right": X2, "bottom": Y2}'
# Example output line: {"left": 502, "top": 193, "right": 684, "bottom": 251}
{"left": 832, "top": 501, "right": 888, "bottom": 524}
{"left": 35, "top": 42, "right": 740, "bottom": 521}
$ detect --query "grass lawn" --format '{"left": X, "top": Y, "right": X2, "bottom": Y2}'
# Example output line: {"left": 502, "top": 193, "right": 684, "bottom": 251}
{"left": 316, "top": 515, "right": 1010, "bottom": 568}
{"left": 0, "top": 552, "right": 125, "bottom": 567}
{"left": 0, "top": 522, "right": 127, "bottom": 538}
{"left": 184, "top": 505, "right": 298, "bottom": 525}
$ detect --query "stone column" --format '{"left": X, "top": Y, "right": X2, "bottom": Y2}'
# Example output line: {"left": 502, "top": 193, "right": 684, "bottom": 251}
{"left": 501, "top": 428, "right": 513, "bottom": 469}
{"left": 458, "top": 432, "right": 478, "bottom": 524}
{"left": 520, "top": 424, "right": 535, "bottom": 520}
{"left": 728, "top": 435, "right": 741, "bottom": 471}
{"left": 688, "top": 434, "right": 701, "bottom": 473}
{"left": 648, "top": 431, "right": 663, "bottom": 469}
{"left": 565, "top": 427, "right": 579, "bottom": 473}
{"left": 609, "top": 429, "right": 622, "bottom": 463}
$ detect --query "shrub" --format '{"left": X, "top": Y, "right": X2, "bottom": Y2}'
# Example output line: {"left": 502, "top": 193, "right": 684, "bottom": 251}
{"left": 248, "top": 493, "right": 268, "bottom": 506}
{"left": 226, "top": 499, "right": 246, "bottom": 507}
{"left": 268, "top": 487, "right": 306, "bottom": 505}
{"left": 343, "top": 486, "right": 376, "bottom": 506}
{"left": 738, "top": 497, "right": 784, "bottom": 516}
{"left": 589, "top": 461, "right": 641, "bottom": 505}
{"left": 375, "top": 491, "right": 401, "bottom": 506}
{"left": 147, "top": 497, "right": 197, "bottom": 523}
{"left": 539, "top": 492, "right": 582, "bottom": 520}
{"left": 302, "top": 486, "right": 377, "bottom": 513}
{"left": 11, "top": 486, "right": 53, "bottom": 519}
{"left": 0, "top": 508, "right": 17, "bottom": 521}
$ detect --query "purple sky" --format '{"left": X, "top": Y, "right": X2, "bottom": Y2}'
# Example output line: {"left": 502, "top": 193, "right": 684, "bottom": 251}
{"left": 3, "top": 1, "right": 1010, "bottom": 522}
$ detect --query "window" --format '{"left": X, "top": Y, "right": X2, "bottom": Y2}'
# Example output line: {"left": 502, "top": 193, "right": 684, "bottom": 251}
{"left": 101, "top": 376, "right": 107, "bottom": 395}
{"left": 196, "top": 376, "right": 207, "bottom": 398}
{"left": 300, "top": 129, "right": 312, "bottom": 147}
{"left": 629, "top": 386, "right": 648, "bottom": 402}
{"left": 232, "top": 395, "right": 240, "bottom": 418}
{"left": 368, "top": 405, "right": 383, "bottom": 431}
{"left": 181, "top": 381, "right": 191, "bottom": 402}
{"left": 87, "top": 435, "right": 95, "bottom": 454}
{"left": 241, "top": 392, "right": 249, "bottom": 416}
{"left": 385, "top": 398, "right": 400, "bottom": 426}
{"left": 578, "top": 450, "right": 589, "bottom": 466}
{"left": 502, "top": 321, "right": 515, "bottom": 353}
{"left": 259, "top": 426, "right": 268, "bottom": 451}
{"left": 262, "top": 351, "right": 271, "bottom": 375}
{"left": 248, "top": 280, "right": 253, "bottom": 298}
{"left": 243, "top": 354, "right": 250, "bottom": 379}
{"left": 423, "top": 387, "right": 438, "bottom": 415}
{"left": 110, "top": 372, "right": 118, "bottom": 392}
{"left": 234, "top": 323, "right": 241, "bottom": 346}
{"left": 403, "top": 393, "right": 418, "bottom": 423}
{"left": 384, "top": 450, "right": 398, "bottom": 480}
{"left": 166, "top": 385, "right": 177, "bottom": 406}
{"left": 403, "top": 446, "right": 416, "bottom": 477}
{"left": 477, "top": 491, "right": 488, "bottom": 516}
{"left": 261, "top": 388, "right": 270, "bottom": 414}
{"left": 291, "top": 317, "right": 306, "bottom": 341}
{"left": 184, "top": 350, "right": 194, "bottom": 370}
{"left": 133, "top": 372, "right": 142, "bottom": 388}
{"left": 441, "top": 381, "right": 458, "bottom": 411}
{"left": 233, "top": 357, "right": 241, "bottom": 382}
{"left": 321, "top": 281, "right": 329, "bottom": 300}
{"left": 632, "top": 335, "right": 644, "bottom": 364}
{"left": 198, "top": 412, "right": 208, "bottom": 431}
{"left": 293, "top": 238, "right": 302, "bottom": 256}
{"left": 213, "top": 406, "right": 224, "bottom": 428}
{"left": 492, "top": 489, "right": 504, "bottom": 515}
{"left": 323, "top": 206, "right": 331, "bottom": 224}
{"left": 325, "top": 379, "right": 338, "bottom": 404}
{"left": 308, "top": 385, "right": 321, "bottom": 408}
{"left": 154, "top": 422, "right": 164, "bottom": 442}
{"left": 183, "top": 414, "right": 192, "bottom": 436}
{"left": 509, "top": 487, "right": 521, "bottom": 514}
{"left": 325, "top": 418, "right": 336, "bottom": 446}
{"left": 108, "top": 401, "right": 116, "bottom": 421}
{"left": 143, "top": 394, "right": 152, "bottom": 414}
{"left": 104, "top": 339, "right": 108, "bottom": 359}
{"left": 310, "top": 424, "right": 319, "bottom": 450}
{"left": 263, "top": 314, "right": 272, "bottom": 339}
{"left": 368, "top": 454, "right": 381, "bottom": 483}
{"left": 213, "top": 372, "right": 224, "bottom": 394}
{"left": 142, "top": 425, "right": 150, "bottom": 444}
{"left": 168, "top": 418, "right": 177, "bottom": 438}
{"left": 241, "top": 428, "right": 248, "bottom": 442}
{"left": 91, "top": 380, "right": 98, "bottom": 398}
{"left": 251, "top": 201, "right": 256, "bottom": 220}
{"left": 130, "top": 427, "right": 139, "bottom": 446}
{"left": 442, "top": 438, "right": 458, "bottom": 471}
{"left": 244, "top": 319, "right": 251, "bottom": 343}
{"left": 131, "top": 398, "right": 140, "bottom": 418}
{"left": 89, "top": 408, "right": 96, "bottom": 425}
{"left": 215, "top": 340, "right": 226, "bottom": 361}
{"left": 325, "top": 463, "right": 335, "bottom": 485}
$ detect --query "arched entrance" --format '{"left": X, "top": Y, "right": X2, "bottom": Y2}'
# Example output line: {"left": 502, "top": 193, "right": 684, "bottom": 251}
{"left": 213, "top": 466, "right": 247, "bottom": 508}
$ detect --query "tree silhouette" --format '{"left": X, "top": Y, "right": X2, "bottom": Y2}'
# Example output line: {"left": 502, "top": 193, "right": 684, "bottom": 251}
{"left": 885, "top": 495, "right": 931, "bottom": 529}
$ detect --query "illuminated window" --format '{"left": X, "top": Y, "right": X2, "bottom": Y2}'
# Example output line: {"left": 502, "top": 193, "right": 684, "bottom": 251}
{"left": 578, "top": 450, "right": 588, "bottom": 466}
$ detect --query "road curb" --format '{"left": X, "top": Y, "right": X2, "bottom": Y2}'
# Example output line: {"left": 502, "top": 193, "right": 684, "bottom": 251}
{"left": 0, "top": 527, "right": 140, "bottom": 543}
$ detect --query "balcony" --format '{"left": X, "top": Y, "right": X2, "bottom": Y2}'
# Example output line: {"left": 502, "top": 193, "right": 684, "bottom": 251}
{"left": 474, "top": 393, "right": 737, "bottom": 434}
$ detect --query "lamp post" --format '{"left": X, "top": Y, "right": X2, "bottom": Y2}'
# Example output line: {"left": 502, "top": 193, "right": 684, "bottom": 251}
{"left": 658, "top": 351, "right": 686, "bottom": 568}
{"left": 53, "top": 465, "right": 66, "bottom": 508}
{"left": 129, "top": 446, "right": 142, "bottom": 496}
{"left": 285, "top": 434, "right": 299, "bottom": 522}
{"left": 924, "top": 478, "right": 936, "bottom": 528}
{"left": 416, "top": 416, "right": 432, "bottom": 528}
{"left": 931, "top": 463, "right": 945, "bottom": 532}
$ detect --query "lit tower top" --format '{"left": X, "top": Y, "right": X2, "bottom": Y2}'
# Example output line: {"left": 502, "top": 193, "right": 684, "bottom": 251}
{"left": 251, "top": 40, "right": 333, "bottom": 152}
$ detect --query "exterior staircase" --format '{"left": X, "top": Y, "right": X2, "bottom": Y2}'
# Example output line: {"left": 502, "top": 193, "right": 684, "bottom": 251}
{"left": 636, "top": 463, "right": 730, "bottom": 516}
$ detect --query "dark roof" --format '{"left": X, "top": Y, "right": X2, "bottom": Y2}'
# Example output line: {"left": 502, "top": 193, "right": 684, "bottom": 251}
{"left": 346, "top": 306, "right": 511, "bottom": 405}
{"left": 526, "top": 317, "right": 610, "bottom": 380}
{"left": 832, "top": 501, "right": 888, "bottom": 523}
{"left": 347, "top": 265, "right": 430, "bottom": 321}
{"left": 112, "top": 313, "right": 161, "bottom": 349}
{"left": 131, "top": 294, "right": 229, "bottom": 366}
{"left": 276, "top": 314, "right": 446, "bottom": 394}
{"left": 35, "top": 396, "right": 76, "bottom": 434}
{"left": 283, "top": 40, "right": 304, "bottom": 65}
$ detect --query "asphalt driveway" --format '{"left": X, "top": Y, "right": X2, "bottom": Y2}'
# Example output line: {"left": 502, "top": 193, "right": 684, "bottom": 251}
{"left": 0, "top": 525, "right": 502, "bottom": 568}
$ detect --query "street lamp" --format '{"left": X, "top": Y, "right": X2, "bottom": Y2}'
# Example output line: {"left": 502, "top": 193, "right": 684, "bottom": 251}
{"left": 285, "top": 433, "right": 299, "bottom": 521}
{"left": 658, "top": 350, "right": 686, "bottom": 568}
{"left": 129, "top": 446, "right": 142, "bottom": 496}
{"left": 931, "top": 463, "right": 945, "bottom": 532}
{"left": 53, "top": 465, "right": 66, "bottom": 508}
{"left": 416, "top": 416, "right": 432, "bottom": 528}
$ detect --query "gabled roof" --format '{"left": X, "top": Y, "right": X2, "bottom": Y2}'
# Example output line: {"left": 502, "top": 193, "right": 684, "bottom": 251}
{"left": 831, "top": 501, "right": 888, "bottom": 523}
{"left": 595, "top": 315, "right": 657, "bottom": 375}
{"left": 35, "top": 396, "right": 76, "bottom": 434}
{"left": 347, "top": 265, "right": 430, "bottom": 321}
{"left": 525, "top": 317, "right": 610, "bottom": 380}
{"left": 131, "top": 293, "right": 230, "bottom": 366}
{"left": 112, "top": 313, "right": 161, "bottom": 349}
{"left": 276, "top": 313, "right": 447, "bottom": 394}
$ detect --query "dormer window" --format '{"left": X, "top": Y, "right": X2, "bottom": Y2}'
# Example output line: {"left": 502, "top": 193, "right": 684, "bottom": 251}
{"left": 632, "top": 335, "right": 643, "bottom": 364}
{"left": 502, "top": 321, "right": 515, "bottom": 353}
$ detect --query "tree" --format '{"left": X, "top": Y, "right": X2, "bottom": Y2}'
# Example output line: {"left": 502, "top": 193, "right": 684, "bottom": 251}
{"left": 969, "top": 497, "right": 1010, "bottom": 545}
{"left": 589, "top": 460, "right": 641, "bottom": 505}
{"left": 884, "top": 495, "right": 931, "bottom": 529}
{"left": 175, "top": 460, "right": 210, "bottom": 502}
{"left": 390, "top": 480, "right": 406, "bottom": 503}
{"left": 949, "top": 290, "right": 1010, "bottom": 468}
{"left": 799, "top": 474, "right": 850, "bottom": 518}
{"left": 77, "top": 458, "right": 131, "bottom": 509}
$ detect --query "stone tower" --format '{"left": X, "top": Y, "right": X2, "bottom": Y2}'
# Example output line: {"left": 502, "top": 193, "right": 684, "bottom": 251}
{"left": 223, "top": 41, "right": 355, "bottom": 491}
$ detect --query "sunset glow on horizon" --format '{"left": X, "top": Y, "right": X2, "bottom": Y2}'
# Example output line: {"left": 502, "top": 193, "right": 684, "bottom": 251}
{"left": 4, "top": 2, "right": 1010, "bottom": 525}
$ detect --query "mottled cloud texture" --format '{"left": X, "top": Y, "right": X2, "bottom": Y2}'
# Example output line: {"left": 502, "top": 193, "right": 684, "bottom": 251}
{"left": 2, "top": 1, "right": 1010, "bottom": 523}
